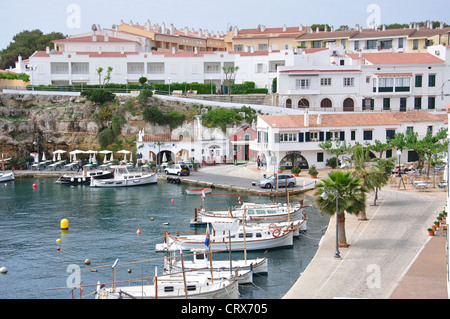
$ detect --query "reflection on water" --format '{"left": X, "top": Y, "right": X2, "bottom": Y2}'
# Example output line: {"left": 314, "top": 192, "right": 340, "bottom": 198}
{"left": 0, "top": 178, "right": 328, "bottom": 299}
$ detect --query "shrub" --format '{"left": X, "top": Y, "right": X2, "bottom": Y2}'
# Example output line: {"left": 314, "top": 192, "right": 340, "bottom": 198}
{"left": 143, "top": 105, "right": 166, "bottom": 125}
{"left": 137, "top": 88, "right": 153, "bottom": 105}
{"left": 166, "top": 111, "right": 186, "bottom": 129}
{"left": 308, "top": 165, "right": 318, "bottom": 176}
{"left": 291, "top": 166, "right": 301, "bottom": 174}
{"left": 111, "top": 114, "right": 125, "bottom": 136}
{"left": 98, "top": 128, "right": 115, "bottom": 148}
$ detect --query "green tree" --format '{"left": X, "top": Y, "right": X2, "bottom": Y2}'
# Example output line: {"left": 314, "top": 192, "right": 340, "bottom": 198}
{"left": 315, "top": 170, "right": 367, "bottom": 248}
{"left": 111, "top": 114, "right": 125, "bottom": 136}
{"left": 98, "top": 128, "right": 115, "bottom": 149}
{"left": 0, "top": 30, "right": 65, "bottom": 69}
{"left": 143, "top": 105, "right": 166, "bottom": 125}
{"left": 318, "top": 139, "right": 352, "bottom": 168}
{"left": 222, "top": 66, "right": 239, "bottom": 94}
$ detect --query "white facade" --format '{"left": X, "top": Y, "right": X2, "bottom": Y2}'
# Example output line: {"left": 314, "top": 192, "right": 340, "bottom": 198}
{"left": 277, "top": 45, "right": 450, "bottom": 112}
{"left": 251, "top": 111, "right": 448, "bottom": 173}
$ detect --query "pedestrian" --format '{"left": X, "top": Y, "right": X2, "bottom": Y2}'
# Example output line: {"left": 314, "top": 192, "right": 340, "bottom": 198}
{"left": 77, "top": 159, "right": 83, "bottom": 172}
{"left": 257, "top": 156, "right": 261, "bottom": 170}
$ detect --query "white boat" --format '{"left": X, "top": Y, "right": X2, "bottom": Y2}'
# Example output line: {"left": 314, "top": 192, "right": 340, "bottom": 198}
{"left": 155, "top": 220, "right": 296, "bottom": 252}
{"left": 55, "top": 169, "right": 113, "bottom": 185}
{"left": 96, "top": 273, "right": 239, "bottom": 299}
{"left": 0, "top": 155, "right": 14, "bottom": 182}
{"left": 0, "top": 171, "right": 14, "bottom": 182}
{"left": 190, "top": 201, "right": 309, "bottom": 227}
{"left": 164, "top": 248, "right": 268, "bottom": 275}
{"left": 90, "top": 165, "right": 157, "bottom": 187}
{"left": 186, "top": 187, "right": 212, "bottom": 195}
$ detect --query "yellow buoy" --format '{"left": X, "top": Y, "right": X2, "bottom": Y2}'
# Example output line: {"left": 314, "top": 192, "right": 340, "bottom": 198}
{"left": 56, "top": 238, "right": 61, "bottom": 243}
{"left": 60, "top": 219, "right": 69, "bottom": 230}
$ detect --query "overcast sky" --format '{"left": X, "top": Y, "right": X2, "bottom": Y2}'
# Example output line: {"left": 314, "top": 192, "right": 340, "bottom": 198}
{"left": 1, "top": 0, "right": 448, "bottom": 50}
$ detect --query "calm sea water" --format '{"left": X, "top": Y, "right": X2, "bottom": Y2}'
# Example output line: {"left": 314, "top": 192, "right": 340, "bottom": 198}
{"left": 0, "top": 177, "right": 329, "bottom": 299}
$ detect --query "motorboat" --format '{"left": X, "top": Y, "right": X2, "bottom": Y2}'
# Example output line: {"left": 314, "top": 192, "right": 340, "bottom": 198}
{"left": 90, "top": 165, "right": 157, "bottom": 187}
{"left": 186, "top": 188, "right": 212, "bottom": 195}
{"left": 55, "top": 169, "right": 113, "bottom": 185}
{"left": 164, "top": 248, "right": 268, "bottom": 276}
{"left": 95, "top": 272, "right": 239, "bottom": 299}
{"left": 191, "top": 200, "right": 309, "bottom": 228}
{"left": 155, "top": 219, "right": 298, "bottom": 252}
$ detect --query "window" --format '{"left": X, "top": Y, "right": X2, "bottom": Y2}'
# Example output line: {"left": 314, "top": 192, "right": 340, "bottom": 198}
{"left": 313, "top": 41, "right": 322, "bottom": 48}
{"left": 428, "top": 96, "right": 436, "bottom": 109}
{"left": 386, "top": 129, "right": 396, "bottom": 140}
{"left": 317, "top": 152, "right": 324, "bottom": 162}
{"left": 363, "top": 98, "right": 374, "bottom": 110}
{"left": 343, "top": 78, "right": 354, "bottom": 87}
{"left": 386, "top": 149, "right": 392, "bottom": 158}
{"left": 296, "top": 79, "right": 310, "bottom": 90}
{"left": 258, "top": 43, "right": 268, "bottom": 51}
{"left": 51, "top": 63, "right": 69, "bottom": 74}
{"left": 320, "top": 78, "right": 331, "bottom": 86}
{"left": 71, "top": 63, "right": 89, "bottom": 74}
{"left": 343, "top": 98, "right": 354, "bottom": 112}
{"left": 414, "top": 97, "right": 422, "bottom": 110}
{"left": 380, "top": 39, "right": 392, "bottom": 49}
{"left": 367, "top": 40, "right": 377, "bottom": 49}
{"left": 383, "top": 98, "right": 390, "bottom": 110}
{"left": 127, "top": 63, "right": 145, "bottom": 74}
{"left": 354, "top": 41, "right": 359, "bottom": 50}
{"left": 379, "top": 77, "right": 394, "bottom": 92}
{"left": 320, "top": 98, "right": 332, "bottom": 108}
{"left": 406, "top": 126, "right": 414, "bottom": 134}
{"left": 298, "top": 98, "right": 309, "bottom": 108}
{"left": 363, "top": 130, "right": 373, "bottom": 141}
{"left": 351, "top": 130, "right": 356, "bottom": 141}
{"left": 413, "top": 39, "right": 419, "bottom": 50}
{"left": 234, "top": 44, "right": 243, "bottom": 51}
{"left": 395, "top": 77, "right": 410, "bottom": 92}
{"left": 429, "top": 74, "right": 436, "bottom": 87}
{"left": 415, "top": 75, "right": 422, "bottom": 87}
{"left": 280, "top": 133, "right": 298, "bottom": 142}
{"left": 427, "top": 126, "right": 433, "bottom": 134}
{"left": 398, "top": 38, "right": 404, "bottom": 49}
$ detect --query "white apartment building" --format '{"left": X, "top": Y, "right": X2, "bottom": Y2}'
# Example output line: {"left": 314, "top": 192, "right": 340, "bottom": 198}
{"left": 251, "top": 111, "right": 448, "bottom": 173}
{"left": 277, "top": 45, "right": 450, "bottom": 112}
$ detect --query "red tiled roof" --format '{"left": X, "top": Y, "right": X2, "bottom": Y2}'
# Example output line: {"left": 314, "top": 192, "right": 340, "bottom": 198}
{"left": 351, "top": 28, "right": 416, "bottom": 39}
{"left": 347, "top": 52, "right": 444, "bottom": 64}
{"left": 32, "top": 51, "right": 64, "bottom": 58}
{"left": 235, "top": 26, "right": 306, "bottom": 39}
{"left": 76, "top": 51, "right": 139, "bottom": 58}
{"left": 279, "top": 69, "right": 361, "bottom": 73}
{"left": 260, "top": 111, "right": 445, "bottom": 128}
{"left": 296, "top": 29, "right": 359, "bottom": 40}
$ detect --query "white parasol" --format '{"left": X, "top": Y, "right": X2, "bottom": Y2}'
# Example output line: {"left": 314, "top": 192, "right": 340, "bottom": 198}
{"left": 162, "top": 152, "right": 167, "bottom": 163}
{"left": 69, "top": 150, "right": 85, "bottom": 162}
{"left": 53, "top": 150, "right": 66, "bottom": 161}
{"left": 117, "top": 150, "right": 131, "bottom": 162}
{"left": 42, "top": 152, "right": 46, "bottom": 161}
{"left": 99, "top": 150, "right": 112, "bottom": 163}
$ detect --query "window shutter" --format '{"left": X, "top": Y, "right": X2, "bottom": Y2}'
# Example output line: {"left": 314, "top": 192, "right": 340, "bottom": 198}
{"left": 340, "top": 131, "right": 345, "bottom": 141}
{"left": 319, "top": 132, "right": 324, "bottom": 141}
{"left": 274, "top": 133, "right": 280, "bottom": 143}
{"left": 305, "top": 132, "right": 310, "bottom": 142}
{"left": 299, "top": 132, "right": 304, "bottom": 142}
{"left": 326, "top": 132, "right": 332, "bottom": 141}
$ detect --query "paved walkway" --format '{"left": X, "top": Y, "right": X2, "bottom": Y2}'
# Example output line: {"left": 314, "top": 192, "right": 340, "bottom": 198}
{"left": 283, "top": 188, "right": 448, "bottom": 299}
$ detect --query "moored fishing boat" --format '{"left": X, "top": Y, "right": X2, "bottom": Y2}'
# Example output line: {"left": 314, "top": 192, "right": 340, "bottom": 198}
{"left": 0, "top": 154, "right": 14, "bottom": 182}
{"left": 90, "top": 165, "right": 157, "bottom": 187}
{"left": 186, "top": 187, "right": 212, "bottom": 195}
{"left": 55, "top": 169, "right": 113, "bottom": 185}
{"left": 164, "top": 248, "right": 268, "bottom": 275}
{"left": 155, "top": 220, "right": 297, "bottom": 252}
{"left": 95, "top": 272, "right": 239, "bottom": 299}
{"left": 190, "top": 200, "right": 309, "bottom": 228}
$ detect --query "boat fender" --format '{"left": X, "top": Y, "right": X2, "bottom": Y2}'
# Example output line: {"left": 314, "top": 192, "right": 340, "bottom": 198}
{"left": 78, "top": 178, "right": 81, "bottom": 183}
{"left": 71, "top": 178, "right": 74, "bottom": 182}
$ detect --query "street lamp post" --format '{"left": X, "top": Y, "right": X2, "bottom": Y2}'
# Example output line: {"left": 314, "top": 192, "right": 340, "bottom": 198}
{"left": 321, "top": 186, "right": 341, "bottom": 259}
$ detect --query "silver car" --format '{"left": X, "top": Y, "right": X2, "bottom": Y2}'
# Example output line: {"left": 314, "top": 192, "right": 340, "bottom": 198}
{"left": 258, "top": 174, "right": 296, "bottom": 189}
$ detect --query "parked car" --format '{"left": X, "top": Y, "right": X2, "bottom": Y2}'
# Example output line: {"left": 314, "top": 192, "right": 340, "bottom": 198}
{"left": 258, "top": 174, "right": 296, "bottom": 189}
{"left": 165, "top": 164, "right": 190, "bottom": 176}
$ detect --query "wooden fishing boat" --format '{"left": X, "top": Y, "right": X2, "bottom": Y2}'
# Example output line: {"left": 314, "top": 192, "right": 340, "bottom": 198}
{"left": 55, "top": 169, "right": 113, "bottom": 185}
{"left": 90, "top": 166, "right": 157, "bottom": 187}
{"left": 155, "top": 220, "right": 298, "bottom": 252}
{"left": 95, "top": 272, "right": 239, "bottom": 299}
{"left": 191, "top": 200, "right": 309, "bottom": 228}
{"left": 0, "top": 155, "right": 14, "bottom": 182}
{"left": 186, "top": 187, "right": 212, "bottom": 195}
{"left": 164, "top": 248, "right": 268, "bottom": 275}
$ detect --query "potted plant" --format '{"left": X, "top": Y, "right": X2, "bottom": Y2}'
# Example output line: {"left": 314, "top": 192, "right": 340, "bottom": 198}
{"left": 434, "top": 221, "right": 440, "bottom": 229}
{"left": 308, "top": 165, "right": 318, "bottom": 178}
{"left": 291, "top": 166, "right": 301, "bottom": 176}
{"left": 428, "top": 228, "right": 435, "bottom": 236}
{"left": 278, "top": 166, "right": 285, "bottom": 173}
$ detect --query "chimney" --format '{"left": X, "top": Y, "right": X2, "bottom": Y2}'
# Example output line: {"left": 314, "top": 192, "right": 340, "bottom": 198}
{"left": 261, "top": 25, "right": 266, "bottom": 32}
{"left": 184, "top": 27, "right": 189, "bottom": 35}
{"left": 316, "top": 27, "right": 319, "bottom": 33}
{"left": 382, "top": 24, "right": 386, "bottom": 31}
{"left": 299, "top": 24, "right": 303, "bottom": 31}
{"left": 283, "top": 24, "right": 287, "bottom": 32}
{"left": 145, "top": 20, "right": 151, "bottom": 31}
{"left": 169, "top": 23, "right": 174, "bottom": 35}
{"left": 46, "top": 46, "right": 50, "bottom": 54}
{"left": 324, "top": 25, "right": 328, "bottom": 32}
{"left": 198, "top": 28, "right": 203, "bottom": 36}
{"left": 304, "top": 110, "right": 309, "bottom": 127}
{"left": 162, "top": 22, "right": 166, "bottom": 33}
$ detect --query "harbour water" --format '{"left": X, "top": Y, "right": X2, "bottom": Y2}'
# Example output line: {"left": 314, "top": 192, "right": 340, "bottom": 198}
{"left": 0, "top": 177, "right": 329, "bottom": 299}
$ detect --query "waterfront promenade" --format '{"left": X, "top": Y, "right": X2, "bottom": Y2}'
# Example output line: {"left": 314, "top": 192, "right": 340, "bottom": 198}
{"left": 13, "top": 163, "right": 448, "bottom": 299}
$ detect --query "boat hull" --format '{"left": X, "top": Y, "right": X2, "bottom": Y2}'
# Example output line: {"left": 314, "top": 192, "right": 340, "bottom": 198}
{"left": 55, "top": 170, "right": 114, "bottom": 185}
{"left": 0, "top": 171, "right": 14, "bottom": 182}
{"left": 186, "top": 188, "right": 212, "bottom": 195}
{"left": 96, "top": 277, "right": 239, "bottom": 299}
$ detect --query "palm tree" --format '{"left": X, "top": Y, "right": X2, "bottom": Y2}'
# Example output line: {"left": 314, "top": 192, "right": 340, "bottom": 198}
{"left": 315, "top": 170, "right": 366, "bottom": 248}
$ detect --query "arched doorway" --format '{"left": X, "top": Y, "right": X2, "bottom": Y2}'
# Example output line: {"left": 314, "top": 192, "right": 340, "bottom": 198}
{"left": 321, "top": 98, "right": 332, "bottom": 108}
{"left": 285, "top": 98, "right": 292, "bottom": 108}
{"left": 343, "top": 98, "right": 354, "bottom": 112}
{"left": 298, "top": 98, "right": 309, "bottom": 108}
{"left": 280, "top": 152, "right": 309, "bottom": 169}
